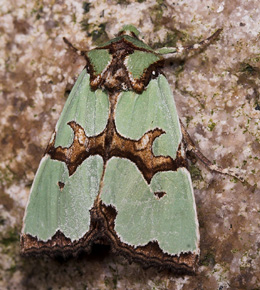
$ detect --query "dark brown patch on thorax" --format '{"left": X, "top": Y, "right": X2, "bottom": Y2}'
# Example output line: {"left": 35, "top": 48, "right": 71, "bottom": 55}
{"left": 85, "top": 38, "right": 164, "bottom": 94}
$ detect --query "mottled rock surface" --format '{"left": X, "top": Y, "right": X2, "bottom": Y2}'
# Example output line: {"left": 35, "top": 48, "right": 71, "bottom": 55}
{"left": 0, "top": 0, "right": 259, "bottom": 289}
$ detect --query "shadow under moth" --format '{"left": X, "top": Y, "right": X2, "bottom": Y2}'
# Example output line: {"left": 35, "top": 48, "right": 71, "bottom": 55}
{"left": 21, "top": 25, "right": 240, "bottom": 274}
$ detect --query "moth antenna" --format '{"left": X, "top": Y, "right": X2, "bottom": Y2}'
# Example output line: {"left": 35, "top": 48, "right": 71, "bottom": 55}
{"left": 157, "top": 29, "right": 223, "bottom": 60}
{"left": 63, "top": 37, "right": 86, "bottom": 56}
{"left": 182, "top": 28, "right": 223, "bottom": 53}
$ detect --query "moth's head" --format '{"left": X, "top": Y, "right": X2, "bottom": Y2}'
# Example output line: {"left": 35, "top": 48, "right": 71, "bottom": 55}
{"left": 118, "top": 25, "right": 140, "bottom": 39}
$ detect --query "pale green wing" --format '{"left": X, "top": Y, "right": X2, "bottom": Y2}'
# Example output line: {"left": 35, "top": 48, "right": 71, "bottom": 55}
{"left": 102, "top": 157, "right": 198, "bottom": 255}
{"left": 23, "top": 155, "right": 103, "bottom": 241}
{"left": 103, "top": 75, "right": 199, "bottom": 255}
{"left": 114, "top": 74, "right": 181, "bottom": 159}
{"left": 55, "top": 69, "right": 109, "bottom": 147}
{"left": 23, "top": 69, "right": 109, "bottom": 241}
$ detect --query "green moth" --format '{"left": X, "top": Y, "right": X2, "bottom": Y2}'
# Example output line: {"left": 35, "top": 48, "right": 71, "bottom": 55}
{"left": 21, "top": 25, "right": 223, "bottom": 273}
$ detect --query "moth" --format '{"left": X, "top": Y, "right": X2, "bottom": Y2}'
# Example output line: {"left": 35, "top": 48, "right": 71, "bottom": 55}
{"left": 21, "top": 25, "right": 234, "bottom": 273}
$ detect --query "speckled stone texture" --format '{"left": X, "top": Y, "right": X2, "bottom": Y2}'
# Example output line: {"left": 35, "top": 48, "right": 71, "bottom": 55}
{"left": 0, "top": 0, "right": 259, "bottom": 289}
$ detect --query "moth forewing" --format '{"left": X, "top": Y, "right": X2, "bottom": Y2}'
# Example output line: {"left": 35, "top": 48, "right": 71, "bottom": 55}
{"left": 21, "top": 25, "right": 224, "bottom": 273}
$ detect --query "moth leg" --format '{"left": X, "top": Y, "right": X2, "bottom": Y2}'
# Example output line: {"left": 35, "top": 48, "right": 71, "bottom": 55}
{"left": 156, "top": 29, "right": 222, "bottom": 59}
{"left": 179, "top": 119, "right": 245, "bottom": 182}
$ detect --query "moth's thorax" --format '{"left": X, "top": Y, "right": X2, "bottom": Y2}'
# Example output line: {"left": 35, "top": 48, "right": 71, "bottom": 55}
{"left": 85, "top": 37, "right": 164, "bottom": 93}
{"left": 102, "top": 67, "right": 130, "bottom": 92}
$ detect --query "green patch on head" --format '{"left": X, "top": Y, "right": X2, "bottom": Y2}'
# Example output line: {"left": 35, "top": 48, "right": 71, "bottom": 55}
{"left": 120, "top": 25, "right": 140, "bottom": 37}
